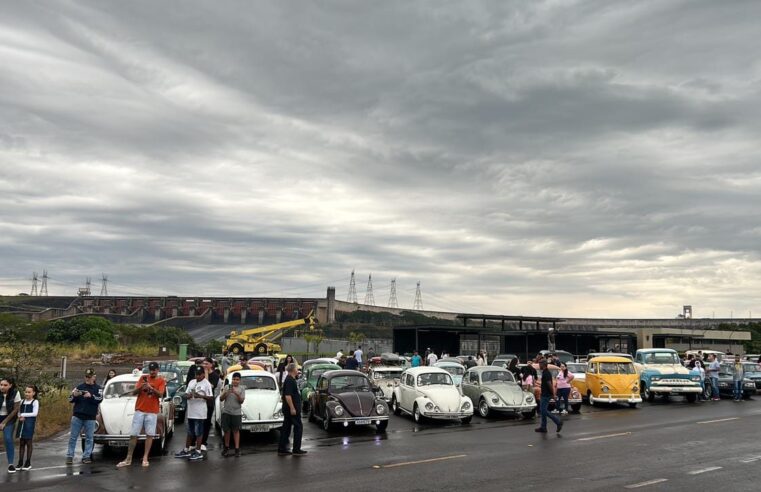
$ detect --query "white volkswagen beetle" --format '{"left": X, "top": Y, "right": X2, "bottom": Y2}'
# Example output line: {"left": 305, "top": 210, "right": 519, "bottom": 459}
{"left": 92, "top": 373, "right": 175, "bottom": 452}
{"left": 391, "top": 367, "right": 473, "bottom": 424}
{"left": 214, "top": 370, "right": 283, "bottom": 433}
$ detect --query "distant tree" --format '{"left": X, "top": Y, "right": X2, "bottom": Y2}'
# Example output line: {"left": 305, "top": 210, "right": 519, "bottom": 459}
{"left": 348, "top": 331, "right": 366, "bottom": 348}
{"left": 304, "top": 332, "right": 325, "bottom": 358}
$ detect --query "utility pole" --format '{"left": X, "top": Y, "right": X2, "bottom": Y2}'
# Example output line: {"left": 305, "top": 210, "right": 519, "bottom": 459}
{"left": 30, "top": 272, "right": 39, "bottom": 296}
{"left": 364, "top": 274, "right": 375, "bottom": 305}
{"left": 413, "top": 281, "right": 423, "bottom": 310}
{"left": 100, "top": 273, "right": 109, "bottom": 296}
{"left": 388, "top": 278, "right": 398, "bottom": 308}
{"left": 347, "top": 270, "right": 358, "bottom": 303}
{"left": 40, "top": 270, "right": 48, "bottom": 296}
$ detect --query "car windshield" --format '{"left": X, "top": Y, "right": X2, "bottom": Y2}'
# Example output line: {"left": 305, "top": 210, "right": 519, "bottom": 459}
{"left": 329, "top": 375, "right": 371, "bottom": 392}
{"left": 742, "top": 363, "right": 761, "bottom": 376}
{"left": 104, "top": 381, "right": 137, "bottom": 399}
{"left": 599, "top": 363, "right": 635, "bottom": 374}
{"left": 567, "top": 363, "right": 587, "bottom": 373}
{"left": 238, "top": 375, "right": 277, "bottom": 390}
{"left": 308, "top": 368, "right": 331, "bottom": 382}
{"left": 645, "top": 352, "right": 680, "bottom": 364}
{"left": 373, "top": 371, "right": 401, "bottom": 380}
{"left": 417, "top": 372, "right": 453, "bottom": 386}
{"left": 481, "top": 371, "right": 515, "bottom": 383}
{"left": 440, "top": 366, "right": 464, "bottom": 376}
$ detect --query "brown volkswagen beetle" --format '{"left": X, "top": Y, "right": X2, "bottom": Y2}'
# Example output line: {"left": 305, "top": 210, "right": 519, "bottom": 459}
{"left": 308, "top": 370, "right": 390, "bottom": 432}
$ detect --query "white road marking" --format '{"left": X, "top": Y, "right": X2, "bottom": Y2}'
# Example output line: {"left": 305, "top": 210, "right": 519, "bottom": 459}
{"left": 376, "top": 454, "right": 467, "bottom": 469}
{"left": 576, "top": 431, "right": 632, "bottom": 441}
{"left": 696, "top": 417, "right": 739, "bottom": 424}
{"left": 740, "top": 455, "right": 761, "bottom": 463}
{"left": 688, "top": 466, "right": 722, "bottom": 475}
{"left": 625, "top": 478, "right": 668, "bottom": 488}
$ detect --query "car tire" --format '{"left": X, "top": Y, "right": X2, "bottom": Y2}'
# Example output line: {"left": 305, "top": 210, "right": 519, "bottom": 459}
{"left": 461, "top": 416, "right": 472, "bottom": 424}
{"left": 230, "top": 344, "right": 244, "bottom": 356}
{"left": 571, "top": 403, "right": 581, "bottom": 413}
{"left": 322, "top": 412, "right": 331, "bottom": 431}
{"left": 413, "top": 404, "right": 423, "bottom": 424}
{"left": 478, "top": 398, "right": 490, "bottom": 418}
{"left": 642, "top": 383, "right": 655, "bottom": 402}
{"left": 391, "top": 396, "right": 401, "bottom": 416}
{"left": 686, "top": 393, "right": 697, "bottom": 403}
{"left": 628, "top": 402, "right": 637, "bottom": 408}
{"left": 521, "top": 409, "right": 536, "bottom": 419}
{"left": 588, "top": 392, "right": 595, "bottom": 406}
{"left": 308, "top": 404, "right": 316, "bottom": 423}
{"left": 175, "top": 410, "right": 185, "bottom": 424}
{"left": 376, "top": 420, "right": 388, "bottom": 432}
{"left": 303, "top": 400, "right": 311, "bottom": 415}
{"left": 255, "top": 343, "right": 267, "bottom": 355}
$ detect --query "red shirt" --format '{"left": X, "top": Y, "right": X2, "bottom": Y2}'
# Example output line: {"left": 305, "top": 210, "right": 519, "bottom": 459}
{"left": 135, "top": 375, "right": 166, "bottom": 414}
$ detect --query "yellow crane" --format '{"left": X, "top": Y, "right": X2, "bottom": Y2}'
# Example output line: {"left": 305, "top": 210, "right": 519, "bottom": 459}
{"left": 225, "top": 310, "right": 317, "bottom": 356}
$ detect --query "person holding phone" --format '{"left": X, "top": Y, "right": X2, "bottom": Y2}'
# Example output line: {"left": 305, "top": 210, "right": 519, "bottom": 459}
{"left": 220, "top": 372, "right": 245, "bottom": 457}
{"left": 116, "top": 362, "right": 167, "bottom": 468}
{"left": 175, "top": 368, "right": 213, "bottom": 461}
{"left": 66, "top": 369, "right": 102, "bottom": 465}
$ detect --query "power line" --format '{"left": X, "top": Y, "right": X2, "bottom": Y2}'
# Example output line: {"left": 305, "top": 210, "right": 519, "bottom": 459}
{"left": 40, "top": 270, "right": 48, "bottom": 296}
{"left": 364, "top": 274, "right": 375, "bottom": 306}
{"left": 347, "top": 270, "right": 358, "bottom": 303}
{"left": 30, "top": 272, "right": 39, "bottom": 296}
{"left": 413, "top": 281, "right": 423, "bottom": 310}
{"left": 388, "top": 278, "right": 398, "bottom": 308}
{"left": 99, "top": 273, "right": 108, "bottom": 296}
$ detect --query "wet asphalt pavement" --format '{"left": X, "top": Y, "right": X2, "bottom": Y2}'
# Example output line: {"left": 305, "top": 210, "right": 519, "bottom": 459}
{"left": 2, "top": 397, "right": 761, "bottom": 491}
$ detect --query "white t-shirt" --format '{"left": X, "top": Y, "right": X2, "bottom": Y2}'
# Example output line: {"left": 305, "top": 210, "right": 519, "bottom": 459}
{"left": 354, "top": 349, "right": 363, "bottom": 364}
{"left": 427, "top": 353, "right": 438, "bottom": 365}
{"left": 186, "top": 379, "right": 213, "bottom": 420}
{"left": 0, "top": 391, "right": 21, "bottom": 416}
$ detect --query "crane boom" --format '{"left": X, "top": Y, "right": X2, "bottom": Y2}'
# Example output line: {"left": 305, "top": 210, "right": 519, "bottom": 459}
{"left": 225, "top": 310, "right": 317, "bottom": 356}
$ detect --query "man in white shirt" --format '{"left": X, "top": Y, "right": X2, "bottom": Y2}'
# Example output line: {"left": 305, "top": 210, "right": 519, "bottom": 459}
{"left": 707, "top": 354, "right": 721, "bottom": 401}
{"left": 174, "top": 370, "right": 213, "bottom": 461}
{"left": 336, "top": 350, "right": 344, "bottom": 359}
{"left": 354, "top": 346, "right": 363, "bottom": 367}
{"left": 427, "top": 351, "right": 438, "bottom": 366}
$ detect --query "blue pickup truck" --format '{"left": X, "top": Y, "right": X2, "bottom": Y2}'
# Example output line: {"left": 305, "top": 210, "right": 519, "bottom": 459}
{"left": 634, "top": 348, "right": 702, "bottom": 402}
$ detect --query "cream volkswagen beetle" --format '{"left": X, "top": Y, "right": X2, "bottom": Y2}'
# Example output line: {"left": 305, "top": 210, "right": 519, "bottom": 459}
{"left": 391, "top": 367, "right": 473, "bottom": 424}
{"left": 213, "top": 370, "right": 283, "bottom": 433}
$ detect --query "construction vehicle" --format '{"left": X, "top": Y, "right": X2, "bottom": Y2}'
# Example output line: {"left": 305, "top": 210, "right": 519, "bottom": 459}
{"left": 225, "top": 310, "right": 317, "bottom": 356}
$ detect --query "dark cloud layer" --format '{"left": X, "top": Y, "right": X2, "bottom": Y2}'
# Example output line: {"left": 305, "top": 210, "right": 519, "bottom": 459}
{"left": 1, "top": 0, "right": 760, "bottom": 316}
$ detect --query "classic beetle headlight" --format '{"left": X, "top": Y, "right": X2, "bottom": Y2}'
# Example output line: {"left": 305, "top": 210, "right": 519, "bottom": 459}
{"left": 425, "top": 402, "right": 435, "bottom": 411}
{"left": 491, "top": 396, "right": 500, "bottom": 404}
{"left": 376, "top": 404, "right": 387, "bottom": 414}
{"left": 461, "top": 401, "right": 471, "bottom": 411}
{"left": 274, "top": 409, "right": 283, "bottom": 419}
{"left": 526, "top": 395, "right": 534, "bottom": 403}
{"left": 602, "top": 386, "right": 610, "bottom": 393}
{"left": 333, "top": 405, "right": 344, "bottom": 416}
{"left": 744, "top": 382, "right": 755, "bottom": 388}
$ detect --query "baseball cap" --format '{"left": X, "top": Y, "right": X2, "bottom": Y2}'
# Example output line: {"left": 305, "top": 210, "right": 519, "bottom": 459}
{"left": 148, "top": 361, "right": 159, "bottom": 370}
{"left": 85, "top": 368, "right": 96, "bottom": 377}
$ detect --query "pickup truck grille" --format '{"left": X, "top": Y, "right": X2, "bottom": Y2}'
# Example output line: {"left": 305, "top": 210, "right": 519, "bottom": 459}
{"left": 655, "top": 379, "right": 695, "bottom": 385}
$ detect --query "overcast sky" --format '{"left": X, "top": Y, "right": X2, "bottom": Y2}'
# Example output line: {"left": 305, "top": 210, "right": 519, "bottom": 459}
{"left": 1, "top": 1, "right": 760, "bottom": 318}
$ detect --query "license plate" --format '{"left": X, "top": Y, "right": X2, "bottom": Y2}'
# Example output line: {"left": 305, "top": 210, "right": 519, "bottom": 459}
{"left": 354, "top": 419, "right": 371, "bottom": 425}
{"left": 249, "top": 425, "right": 270, "bottom": 432}
{"left": 108, "top": 440, "right": 128, "bottom": 447}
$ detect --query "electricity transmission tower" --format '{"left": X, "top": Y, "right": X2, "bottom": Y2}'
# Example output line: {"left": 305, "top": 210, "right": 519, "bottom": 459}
{"left": 30, "top": 272, "right": 39, "bottom": 296}
{"left": 40, "top": 270, "right": 48, "bottom": 296}
{"left": 364, "top": 274, "right": 375, "bottom": 305}
{"left": 347, "top": 270, "right": 358, "bottom": 303}
{"left": 388, "top": 279, "right": 398, "bottom": 308}
{"left": 413, "top": 281, "right": 423, "bottom": 310}
{"left": 100, "top": 274, "right": 109, "bottom": 296}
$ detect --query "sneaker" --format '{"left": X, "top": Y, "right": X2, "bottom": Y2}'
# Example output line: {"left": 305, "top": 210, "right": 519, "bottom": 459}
{"left": 234, "top": 449, "right": 240, "bottom": 457}
{"left": 82, "top": 457, "right": 93, "bottom": 464}
{"left": 174, "top": 449, "right": 192, "bottom": 459}
{"left": 551, "top": 409, "right": 559, "bottom": 414}
{"left": 200, "top": 444, "right": 207, "bottom": 452}
{"left": 221, "top": 447, "right": 229, "bottom": 457}
{"left": 22, "top": 463, "right": 31, "bottom": 471}
{"left": 561, "top": 410, "right": 569, "bottom": 415}
{"left": 292, "top": 450, "right": 307, "bottom": 456}
{"left": 8, "top": 465, "right": 16, "bottom": 474}
{"left": 557, "top": 422, "right": 564, "bottom": 433}
{"left": 188, "top": 450, "right": 204, "bottom": 461}
{"left": 66, "top": 457, "right": 73, "bottom": 465}
{"left": 534, "top": 428, "right": 548, "bottom": 433}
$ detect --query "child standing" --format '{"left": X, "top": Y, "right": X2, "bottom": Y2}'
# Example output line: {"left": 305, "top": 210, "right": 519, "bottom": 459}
{"left": 16, "top": 385, "right": 39, "bottom": 471}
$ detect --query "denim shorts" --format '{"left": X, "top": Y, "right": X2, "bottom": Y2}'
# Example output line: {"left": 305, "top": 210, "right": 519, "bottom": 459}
{"left": 186, "top": 418, "right": 205, "bottom": 439}
{"left": 130, "top": 411, "right": 158, "bottom": 436}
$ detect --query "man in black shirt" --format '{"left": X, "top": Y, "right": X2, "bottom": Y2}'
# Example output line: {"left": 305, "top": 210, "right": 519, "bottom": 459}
{"left": 536, "top": 360, "right": 562, "bottom": 434}
{"left": 278, "top": 363, "right": 305, "bottom": 456}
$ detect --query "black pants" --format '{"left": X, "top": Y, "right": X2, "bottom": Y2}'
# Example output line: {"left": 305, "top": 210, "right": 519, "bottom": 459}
{"left": 202, "top": 401, "right": 214, "bottom": 446}
{"left": 278, "top": 412, "right": 302, "bottom": 453}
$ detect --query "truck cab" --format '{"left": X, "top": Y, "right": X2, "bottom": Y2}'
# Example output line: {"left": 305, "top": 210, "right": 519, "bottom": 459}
{"left": 634, "top": 348, "right": 702, "bottom": 403}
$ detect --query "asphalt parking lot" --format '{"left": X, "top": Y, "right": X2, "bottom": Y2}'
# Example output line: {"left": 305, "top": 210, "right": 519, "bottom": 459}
{"left": 3, "top": 397, "right": 761, "bottom": 491}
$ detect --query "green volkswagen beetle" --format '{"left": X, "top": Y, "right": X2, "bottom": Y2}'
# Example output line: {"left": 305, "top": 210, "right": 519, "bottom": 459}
{"left": 298, "top": 362, "right": 341, "bottom": 413}
{"left": 461, "top": 366, "right": 536, "bottom": 419}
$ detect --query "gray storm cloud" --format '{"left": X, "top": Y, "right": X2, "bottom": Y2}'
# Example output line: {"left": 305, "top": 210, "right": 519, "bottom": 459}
{"left": 1, "top": 0, "right": 760, "bottom": 317}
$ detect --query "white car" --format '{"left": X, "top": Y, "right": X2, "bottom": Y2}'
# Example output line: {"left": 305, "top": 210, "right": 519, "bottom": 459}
{"left": 368, "top": 365, "right": 404, "bottom": 401}
{"left": 92, "top": 374, "right": 175, "bottom": 452}
{"left": 214, "top": 370, "right": 283, "bottom": 433}
{"left": 391, "top": 367, "right": 473, "bottom": 424}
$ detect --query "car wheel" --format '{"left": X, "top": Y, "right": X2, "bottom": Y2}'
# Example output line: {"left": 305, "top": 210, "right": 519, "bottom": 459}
{"left": 413, "top": 404, "right": 423, "bottom": 424}
{"left": 308, "top": 403, "right": 316, "bottom": 423}
{"left": 478, "top": 398, "right": 490, "bottom": 418}
{"left": 175, "top": 410, "right": 185, "bottom": 424}
{"left": 322, "top": 411, "right": 331, "bottom": 431}
{"left": 628, "top": 402, "right": 637, "bottom": 408}
{"left": 151, "top": 433, "right": 166, "bottom": 456}
{"left": 642, "top": 383, "right": 655, "bottom": 402}
{"left": 230, "top": 344, "right": 244, "bottom": 355}
{"left": 303, "top": 400, "right": 311, "bottom": 415}
{"left": 571, "top": 403, "right": 581, "bottom": 413}
{"left": 686, "top": 393, "right": 697, "bottom": 403}
{"left": 376, "top": 420, "right": 388, "bottom": 432}
{"left": 521, "top": 409, "right": 536, "bottom": 419}
{"left": 587, "top": 392, "right": 595, "bottom": 406}
{"left": 461, "top": 416, "right": 472, "bottom": 424}
{"left": 391, "top": 396, "right": 401, "bottom": 416}
{"left": 255, "top": 343, "right": 267, "bottom": 355}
